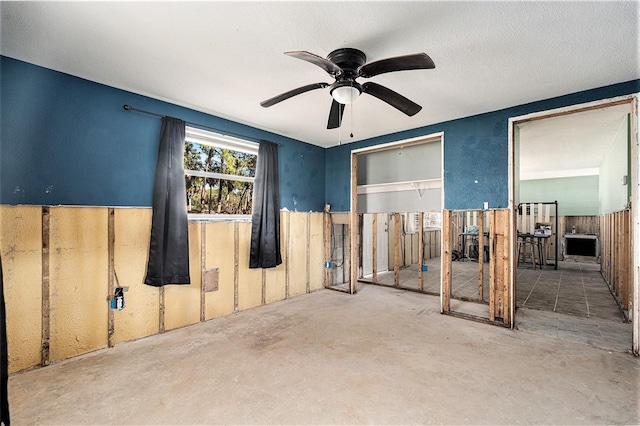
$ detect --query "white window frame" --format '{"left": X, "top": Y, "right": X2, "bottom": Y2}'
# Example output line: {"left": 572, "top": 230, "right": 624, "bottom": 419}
{"left": 184, "top": 126, "right": 259, "bottom": 221}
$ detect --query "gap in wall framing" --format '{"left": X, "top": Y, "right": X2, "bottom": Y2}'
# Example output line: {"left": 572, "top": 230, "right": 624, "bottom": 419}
{"left": 509, "top": 94, "right": 639, "bottom": 353}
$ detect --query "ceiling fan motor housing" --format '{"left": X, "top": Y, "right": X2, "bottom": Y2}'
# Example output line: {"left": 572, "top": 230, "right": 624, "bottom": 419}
{"left": 327, "top": 48, "right": 366, "bottom": 104}
{"left": 327, "top": 48, "right": 366, "bottom": 77}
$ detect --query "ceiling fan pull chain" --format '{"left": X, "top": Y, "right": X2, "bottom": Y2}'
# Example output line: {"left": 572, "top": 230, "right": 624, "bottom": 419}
{"left": 348, "top": 81, "right": 354, "bottom": 138}
{"left": 350, "top": 102, "right": 354, "bottom": 138}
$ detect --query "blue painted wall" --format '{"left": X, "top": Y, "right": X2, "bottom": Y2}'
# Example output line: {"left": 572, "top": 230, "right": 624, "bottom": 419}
{"left": 2, "top": 56, "right": 637, "bottom": 214}
{"left": 326, "top": 80, "right": 640, "bottom": 212}
{"left": 0, "top": 56, "right": 326, "bottom": 211}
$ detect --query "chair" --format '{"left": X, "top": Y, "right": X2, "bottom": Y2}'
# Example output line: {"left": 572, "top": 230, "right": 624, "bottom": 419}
{"left": 517, "top": 233, "right": 538, "bottom": 269}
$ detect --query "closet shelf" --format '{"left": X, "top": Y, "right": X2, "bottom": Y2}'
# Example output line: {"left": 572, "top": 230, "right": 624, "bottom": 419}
{"left": 357, "top": 178, "right": 442, "bottom": 199}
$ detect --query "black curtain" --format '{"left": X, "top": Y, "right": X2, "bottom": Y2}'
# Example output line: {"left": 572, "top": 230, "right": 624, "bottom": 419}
{"left": 144, "top": 117, "right": 191, "bottom": 286}
{"left": 250, "top": 141, "right": 282, "bottom": 268}
{"left": 0, "top": 255, "right": 9, "bottom": 425}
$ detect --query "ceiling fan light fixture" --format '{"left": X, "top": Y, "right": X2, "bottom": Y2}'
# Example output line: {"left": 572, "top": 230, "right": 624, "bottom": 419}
{"left": 331, "top": 85, "right": 360, "bottom": 104}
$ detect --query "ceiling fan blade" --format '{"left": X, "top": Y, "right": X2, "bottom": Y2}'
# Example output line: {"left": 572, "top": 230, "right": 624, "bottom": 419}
{"left": 358, "top": 53, "right": 435, "bottom": 78}
{"left": 285, "top": 51, "right": 343, "bottom": 76}
{"left": 362, "top": 82, "right": 422, "bottom": 116}
{"left": 260, "top": 82, "right": 329, "bottom": 108}
{"left": 327, "top": 100, "right": 345, "bottom": 129}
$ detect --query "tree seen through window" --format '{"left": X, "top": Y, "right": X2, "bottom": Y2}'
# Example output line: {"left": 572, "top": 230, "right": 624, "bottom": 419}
{"left": 184, "top": 141, "right": 257, "bottom": 215}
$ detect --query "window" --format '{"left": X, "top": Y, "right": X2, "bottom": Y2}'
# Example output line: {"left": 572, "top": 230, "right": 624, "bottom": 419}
{"left": 184, "top": 126, "right": 258, "bottom": 219}
{"left": 423, "top": 211, "right": 442, "bottom": 229}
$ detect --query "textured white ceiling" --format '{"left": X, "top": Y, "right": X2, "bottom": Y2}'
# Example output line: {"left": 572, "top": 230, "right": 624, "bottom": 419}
{"left": 1, "top": 1, "right": 638, "bottom": 148}
{"left": 518, "top": 103, "right": 631, "bottom": 180}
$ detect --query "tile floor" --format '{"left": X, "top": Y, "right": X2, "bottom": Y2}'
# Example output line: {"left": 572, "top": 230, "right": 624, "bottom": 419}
{"left": 515, "top": 261, "right": 631, "bottom": 353}
{"left": 516, "top": 261, "right": 624, "bottom": 321}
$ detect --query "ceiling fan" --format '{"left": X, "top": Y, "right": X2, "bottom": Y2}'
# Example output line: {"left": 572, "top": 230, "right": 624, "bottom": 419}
{"left": 260, "top": 48, "right": 436, "bottom": 129}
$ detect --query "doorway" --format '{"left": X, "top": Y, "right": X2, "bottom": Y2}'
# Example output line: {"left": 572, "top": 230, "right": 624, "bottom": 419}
{"left": 509, "top": 95, "right": 638, "bottom": 354}
{"left": 349, "top": 133, "right": 444, "bottom": 297}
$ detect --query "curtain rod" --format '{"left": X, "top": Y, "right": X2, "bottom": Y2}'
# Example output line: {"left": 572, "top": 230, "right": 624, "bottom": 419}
{"left": 123, "top": 104, "right": 280, "bottom": 146}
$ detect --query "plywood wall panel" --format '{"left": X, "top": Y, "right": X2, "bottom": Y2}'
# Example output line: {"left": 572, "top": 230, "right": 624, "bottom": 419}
{"left": 309, "top": 213, "right": 325, "bottom": 292}
{"left": 288, "top": 213, "right": 309, "bottom": 298}
{"left": 0, "top": 206, "right": 43, "bottom": 373}
{"left": 237, "top": 222, "right": 263, "bottom": 311}
{"left": 1, "top": 204, "right": 329, "bottom": 372}
{"left": 164, "top": 222, "right": 201, "bottom": 331}
{"left": 112, "top": 208, "right": 159, "bottom": 345}
{"left": 264, "top": 264, "right": 286, "bottom": 303}
{"left": 204, "top": 222, "right": 235, "bottom": 319}
{"left": 49, "top": 207, "right": 108, "bottom": 362}
{"left": 264, "top": 213, "right": 288, "bottom": 303}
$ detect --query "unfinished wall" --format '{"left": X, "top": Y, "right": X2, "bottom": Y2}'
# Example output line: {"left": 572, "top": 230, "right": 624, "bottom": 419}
{"left": 442, "top": 209, "right": 511, "bottom": 326}
{"left": 600, "top": 210, "right": 632, "bottom": 313}
{"left": 387, "top": 214, "right": 441, "bottom": 269}
{"left": 112, "top": 208, "right": 159, "bottom": 344}
{"left": 0, "top": 206, "right": 42, "bottom": 372}
{"left": 0, "top": 205, "right": 325, "bottom": 373}
{"left": 328, "top": 214, "right": 351, "bottom": 286}
{"left": 488, "top": 209, "right": 511, "bottom": 324}
{"left": 49, "top": 207, "right": 109, "bottom": 361}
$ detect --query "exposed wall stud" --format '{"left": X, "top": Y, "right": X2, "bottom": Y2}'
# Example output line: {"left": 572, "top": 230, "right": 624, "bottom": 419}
{"left": 41, "top": 206, "right": 50, "bottom": 366}
{"left": 502, "top": 210, "right": 511, "bottom": 325}
{"left": 418, "top": 212, "right": 424, "bottom": 291}
{"left": 234, "top": 222, "right": 239, "bottom": 312}
{"left": 159, "top": 286, "right": 165, "bottom": 333}
{"left": 372, "top": 213, "right": 378, "bottom": 283}
{"left": 478, "top": 210, "right": 484, "bottom": 301}
{"left": 262, "top": 268, "right": 267, "bottom": 305}
{"left": 442, "top": 210, "right": 451, "bottom": 313}
{"left": 350, "top": 151, "right": 358, "bottom": 294}
{"left": 489, "top": 210, "right": 496, "bottom": 322}
{"left": 285, "top": 211, "right": 291, "bottom": 299}
{"left": 107, "top": 208, "right": 115, "bottom": 347}
{"left": 342, "top": 224, "right": 346, "bottom": 284}
{"left": 394, "top": 213, "right": 400, "bottom": 287}
{"left": 200, "top": 223, "right": 207, "bottom": 322}
{"left": 324, "top": 212, "right": 331, "bottom": 288}
{"left": 306, "top": 212, "right": 311, "bottom": 293}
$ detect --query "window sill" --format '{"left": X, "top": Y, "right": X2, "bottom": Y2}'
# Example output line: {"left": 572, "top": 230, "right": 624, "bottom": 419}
{"left": 188, "top": 213, "right": 252, "bottom": 222}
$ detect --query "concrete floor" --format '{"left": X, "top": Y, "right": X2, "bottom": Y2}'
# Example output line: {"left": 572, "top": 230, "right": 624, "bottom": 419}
{"left": 359, "top": 257, "right": 630, "bottom": 352}
{"left": 8, "top": 285, "right": 639, "bottom": 425}
{"left": 361, "top": 257, "right": 487, "bottom": 299}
